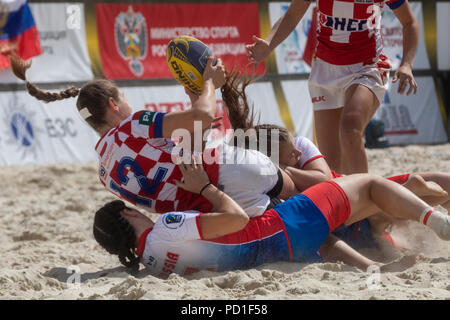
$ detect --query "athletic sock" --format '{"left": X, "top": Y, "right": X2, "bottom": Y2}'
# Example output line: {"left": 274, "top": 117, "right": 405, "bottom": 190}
{"left": 420, "top": 207, "right": 450, "bottom": 241}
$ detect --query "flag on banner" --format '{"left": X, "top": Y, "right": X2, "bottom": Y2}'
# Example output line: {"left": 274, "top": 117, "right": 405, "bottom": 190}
{"left": 302, "top": 5, "right": 318, "bottom": 67}
{"left": 0, "top": 0, "right": 42, "bottom": 68}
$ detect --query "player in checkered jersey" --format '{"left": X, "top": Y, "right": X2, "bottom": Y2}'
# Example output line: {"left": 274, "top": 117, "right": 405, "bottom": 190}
{"left": 246, "top": 0, "right": 419, "bottom": 176}
{"left": 11, "top": 54, "right": 299, "bottom": 217}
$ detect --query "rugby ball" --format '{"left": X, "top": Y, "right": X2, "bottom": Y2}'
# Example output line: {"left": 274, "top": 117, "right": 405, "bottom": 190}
{"left": 166, "top": 35, "right": 217, "bottom": 95}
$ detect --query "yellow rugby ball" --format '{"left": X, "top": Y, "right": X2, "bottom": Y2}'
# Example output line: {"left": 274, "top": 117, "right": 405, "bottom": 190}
{"left": 166, "top": 35, "right": 216, "bottom": 95}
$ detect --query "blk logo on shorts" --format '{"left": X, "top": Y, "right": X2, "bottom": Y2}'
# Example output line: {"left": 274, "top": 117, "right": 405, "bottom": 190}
{"left": 312, "top": 96, "right": 326, "bottom": 103}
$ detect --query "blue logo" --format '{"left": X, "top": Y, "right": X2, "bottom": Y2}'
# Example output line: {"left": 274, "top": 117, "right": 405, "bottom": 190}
{"left": 10, "top": 113, "right": 34, "bottom": 147}
{"left": 165, "top": 214, "right": 182, "bottom": 224}
{"left": 163, "top": 213, "right": 185, "bottom": 229}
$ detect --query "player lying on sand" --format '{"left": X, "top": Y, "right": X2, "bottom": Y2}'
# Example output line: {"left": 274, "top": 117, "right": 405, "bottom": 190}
{"left": 223, "top": 71, "right": 450, "bottom": 249}
{"left": 93, "top": 156, "right": 450, "bottom": 277}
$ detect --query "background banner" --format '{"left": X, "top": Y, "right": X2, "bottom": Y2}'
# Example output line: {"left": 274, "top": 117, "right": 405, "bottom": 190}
{"left": 0, "top": 90, "right": 98, "bottom": 165}
{"left": 381, "top": 2, "right": 430, "bottom": 70}
{"left": 0, "top": 2, "right": 93, "bottom": 83}
{"left": 437, "top": 2, "right": 450, "bottom": 70}
{"left": 96, "top": 3, "right": 264, "bottom": 80}
{"left": 373, "top": 76, "right": 447, "bottom": 145}
{"left": 268, "top": 2, "right": 314, "bottom": 74}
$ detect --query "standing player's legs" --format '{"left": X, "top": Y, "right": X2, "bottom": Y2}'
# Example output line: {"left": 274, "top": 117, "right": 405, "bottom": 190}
{"left": 314, "top": 108, "right": 343, "bottom": 172}
{"left": 339, "top": 84, "right": 380, "bottom": 174}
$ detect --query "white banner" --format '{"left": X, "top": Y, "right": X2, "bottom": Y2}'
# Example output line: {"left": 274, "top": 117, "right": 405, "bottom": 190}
{"left": 0, "top": 3, "right": 93, "bottom": 83}
{"left": 381, "top": 2, "right": 430, "bottom": 70}
{"left": 268, "top": 2, "right": 314, "bottom": 74}
{"left": 0, "top": 90, "right": 98, "bottom": 166}
{"left": 373, "top": 77, "right": 447, "bottom": 145}
{"left": 437, "top": 2, "right": 450, "bottom": 70}
{"left": 280, "top": 80, "right": 314, "bottom": 140}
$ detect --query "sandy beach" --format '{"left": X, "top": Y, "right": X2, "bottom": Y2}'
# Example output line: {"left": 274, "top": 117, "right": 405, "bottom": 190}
{"left": 0, "top": 143, "right": 449, "bottom": 300}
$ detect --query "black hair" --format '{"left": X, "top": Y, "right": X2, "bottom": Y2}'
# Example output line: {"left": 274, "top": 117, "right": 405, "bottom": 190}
{"left": 93, "top": 200, "right": 140, "bottom": 274}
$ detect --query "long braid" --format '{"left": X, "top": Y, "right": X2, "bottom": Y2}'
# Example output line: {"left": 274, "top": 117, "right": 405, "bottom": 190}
{"left": 10, "top": 52, "right": 80, "bottom": 103}
{"left": 93, "top": 200, "right": 140, "bottom": 274}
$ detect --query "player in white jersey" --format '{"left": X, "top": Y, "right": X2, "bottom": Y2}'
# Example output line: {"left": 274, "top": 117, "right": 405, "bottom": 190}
{"left": 93, "top": 157, "right": 450, "bottom": 277}
{"left": 246, "top": 0, "right": 419, "bottom": 175}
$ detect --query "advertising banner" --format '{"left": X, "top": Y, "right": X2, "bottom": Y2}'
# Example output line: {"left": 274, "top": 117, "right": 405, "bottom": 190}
{"left": 437, "top": 2, "right": 450, "bottom": 70}
{"left": 381, "top": 2, "right": 430, "bottom": 70}
{"left": 96, "top": 3, "right": 263, "bottom": 80}
{"left": 0, "top": 2, "right": 93, "bottom": 83}
{"left": 280, "top": 80, "right": 314, "bottom": 140}
{"left": 268, "top": 2, "right": 314, "bottom": 74}
{"left": 373, "top": 77, "right": 447, "bottom": 145}
{"left": 0, "top": 90, "right": 98, "bottom": 165}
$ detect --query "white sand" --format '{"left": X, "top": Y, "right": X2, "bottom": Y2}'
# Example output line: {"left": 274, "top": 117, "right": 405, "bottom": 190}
{"left": 0, "top": 144, "right": 449, "bottom": 300}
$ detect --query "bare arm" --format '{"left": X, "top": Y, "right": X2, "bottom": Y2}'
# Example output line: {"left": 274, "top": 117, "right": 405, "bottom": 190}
{"left": 175, "top": 156, "right": 249, "bottom": 239}
{"left": 391, "top": 1, "right": 419, "bottom": 95}
{"left": 246, "top": 0, "right": 310, "bottom": 63}
{"left": 161, "top": 58, "right": 226, "bottom": 137}
{"left": 284, "top": 158, "right": 333, "bottom": 192}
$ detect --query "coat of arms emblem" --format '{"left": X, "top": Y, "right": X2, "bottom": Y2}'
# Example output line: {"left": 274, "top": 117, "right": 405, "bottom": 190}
{"left": 114, "top": 6, "right": 148, "bottom": 76}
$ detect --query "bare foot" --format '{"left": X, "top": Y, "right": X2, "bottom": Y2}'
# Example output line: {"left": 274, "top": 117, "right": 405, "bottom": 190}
{"left": 377, "top": 255, "right": 418, "bottom": 273}
{"left": 404, "top": 175, "right": 448, "bottom": 197}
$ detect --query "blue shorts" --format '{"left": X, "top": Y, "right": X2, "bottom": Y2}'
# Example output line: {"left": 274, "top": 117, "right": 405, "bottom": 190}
{"left": 273, "top": 181, "right": 351, "bottom": 262}
{"left": 273, "top": 194, "right": 330, "bottom": 262}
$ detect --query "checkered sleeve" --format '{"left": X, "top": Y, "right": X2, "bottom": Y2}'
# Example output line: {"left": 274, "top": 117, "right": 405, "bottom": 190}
{"left": 385, "top": 0, "right": 406, "bottom": 10}
{"left": 129, "top": 111, "right": 167, "bottom": 139}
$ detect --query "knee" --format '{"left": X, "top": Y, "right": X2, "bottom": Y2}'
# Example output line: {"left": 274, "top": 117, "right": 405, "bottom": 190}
{"left": 340, "top": 117, "right": 365, "bottom": 148}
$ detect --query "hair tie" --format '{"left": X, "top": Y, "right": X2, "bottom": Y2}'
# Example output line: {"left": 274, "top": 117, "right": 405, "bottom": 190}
{"left": 79, "top": 107, "right": 92, "bottom": 120}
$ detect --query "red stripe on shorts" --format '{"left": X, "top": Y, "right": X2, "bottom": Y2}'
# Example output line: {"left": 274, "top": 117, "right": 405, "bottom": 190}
{"left": 301, "top": 181, "right": 351, "bottom": 231}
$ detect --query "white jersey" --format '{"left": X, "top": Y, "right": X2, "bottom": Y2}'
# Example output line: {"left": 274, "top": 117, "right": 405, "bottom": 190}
{"left": 294, "top": 136, "right": 324, "bottom": 168}
{"left": 217, "top": 142, "right": 279, "bottom": 218}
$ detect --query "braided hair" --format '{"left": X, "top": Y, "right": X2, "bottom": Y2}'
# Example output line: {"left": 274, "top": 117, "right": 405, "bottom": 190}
{"left": 9, "top": 53, "right": 118, "bottom": 132}
{"left": 93, "top": 200, "right": 140, "bottom": 274}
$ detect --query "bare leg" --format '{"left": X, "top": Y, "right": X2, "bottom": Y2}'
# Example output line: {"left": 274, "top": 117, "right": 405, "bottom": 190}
{"left": 334, "top": 174, "right": 450, "bottom": 240}
{"left": 314, "top": 108, "right": 343, "bottom": 172}
{"left": 340, "top": 84, "right": 380, "bottom": 174}
{"left": 415, "top": 172, "right": 450, "bottom": 211}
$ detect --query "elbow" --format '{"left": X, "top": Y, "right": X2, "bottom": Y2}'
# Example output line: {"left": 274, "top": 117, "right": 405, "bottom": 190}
{"left": 233, "top": 212, "right": 250, "bottom": 232}
{"left": 190, "top": 108, "right": 215, "bottom": 128}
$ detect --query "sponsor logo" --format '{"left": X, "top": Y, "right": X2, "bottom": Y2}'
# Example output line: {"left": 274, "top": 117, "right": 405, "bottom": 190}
{"left": 114, "top": 6, "right": 148, "bottom": 76}
{"left": 99, "top": 166, "right": 107, "bottom": 179}
{"left": 145, "top": 255, "right": 157, "bottom": 268}
{"left": 138, "top": 111, "right": 156, "bottom": 126}
{"left": 163, "top": 213, "right": 185, "bottom": 229}
{"left": 2, "top": 98, "right": 44, "bottom": 160}
{"left": 319, "top": 13, "right": 368, "bottom": 32}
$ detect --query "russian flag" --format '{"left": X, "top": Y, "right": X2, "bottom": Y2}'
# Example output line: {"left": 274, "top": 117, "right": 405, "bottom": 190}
{"left": 0, "top": 0, "right": 42, "bottom": 68}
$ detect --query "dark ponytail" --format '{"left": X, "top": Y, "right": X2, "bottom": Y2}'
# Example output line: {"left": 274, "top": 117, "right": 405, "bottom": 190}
{"left": 93, "top": 200, "right": 140, "bottom": 274}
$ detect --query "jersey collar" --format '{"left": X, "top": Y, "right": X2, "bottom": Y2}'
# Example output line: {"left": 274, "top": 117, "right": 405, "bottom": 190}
{"left": 136, "top": 228, "right": 152, "bottom": 257}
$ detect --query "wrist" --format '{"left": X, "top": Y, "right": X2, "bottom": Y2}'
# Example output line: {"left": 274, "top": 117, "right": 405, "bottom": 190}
{"left": 199, "top": 182, "right": 213, "bottom": 196}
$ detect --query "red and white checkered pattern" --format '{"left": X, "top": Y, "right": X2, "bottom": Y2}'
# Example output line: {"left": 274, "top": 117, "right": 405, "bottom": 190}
{"left": 95, "top": 111, "right": 218, "bottom": 213}
{"left": 312, "top": 0, "right": 405, "bottom": 65}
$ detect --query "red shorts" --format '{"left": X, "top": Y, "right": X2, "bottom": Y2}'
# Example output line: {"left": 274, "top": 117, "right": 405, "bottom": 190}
{"left": 332, "top": 171, "right": 410, "bottom": 185}
{"left": 302, "top": 181, "right": 351, "bottom": 232}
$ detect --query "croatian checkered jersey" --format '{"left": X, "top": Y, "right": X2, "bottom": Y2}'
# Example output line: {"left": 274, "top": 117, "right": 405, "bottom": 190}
{"left": 95, "top": 110, "right": 218, "bottom": 213}
{"left": 308, "top": 0, "right": 406, "bottom": 65}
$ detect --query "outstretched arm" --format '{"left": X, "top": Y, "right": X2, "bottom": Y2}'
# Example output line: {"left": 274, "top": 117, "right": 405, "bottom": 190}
{"left": 246, "top": 0, "right": 310, "bottom": 63}
{"left": 161, "top": 57, "right": 226, "bottom": 137}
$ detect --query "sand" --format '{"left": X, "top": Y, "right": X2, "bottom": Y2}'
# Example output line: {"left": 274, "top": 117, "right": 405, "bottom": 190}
{"left": 0, "top": 144, "right": 449, "bottom": 300}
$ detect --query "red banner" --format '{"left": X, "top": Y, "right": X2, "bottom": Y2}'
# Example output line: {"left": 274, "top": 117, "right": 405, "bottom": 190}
{"left": 96, "top": 3, "right": 264, "bottom": 80}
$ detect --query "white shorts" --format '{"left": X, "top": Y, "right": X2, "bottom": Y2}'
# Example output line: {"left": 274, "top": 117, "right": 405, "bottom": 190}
{"left": 217, "top": 143, "right": 279, "bottom": 218}
{"left": 308, "top": 55, "right": 391, "bottom": 111}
